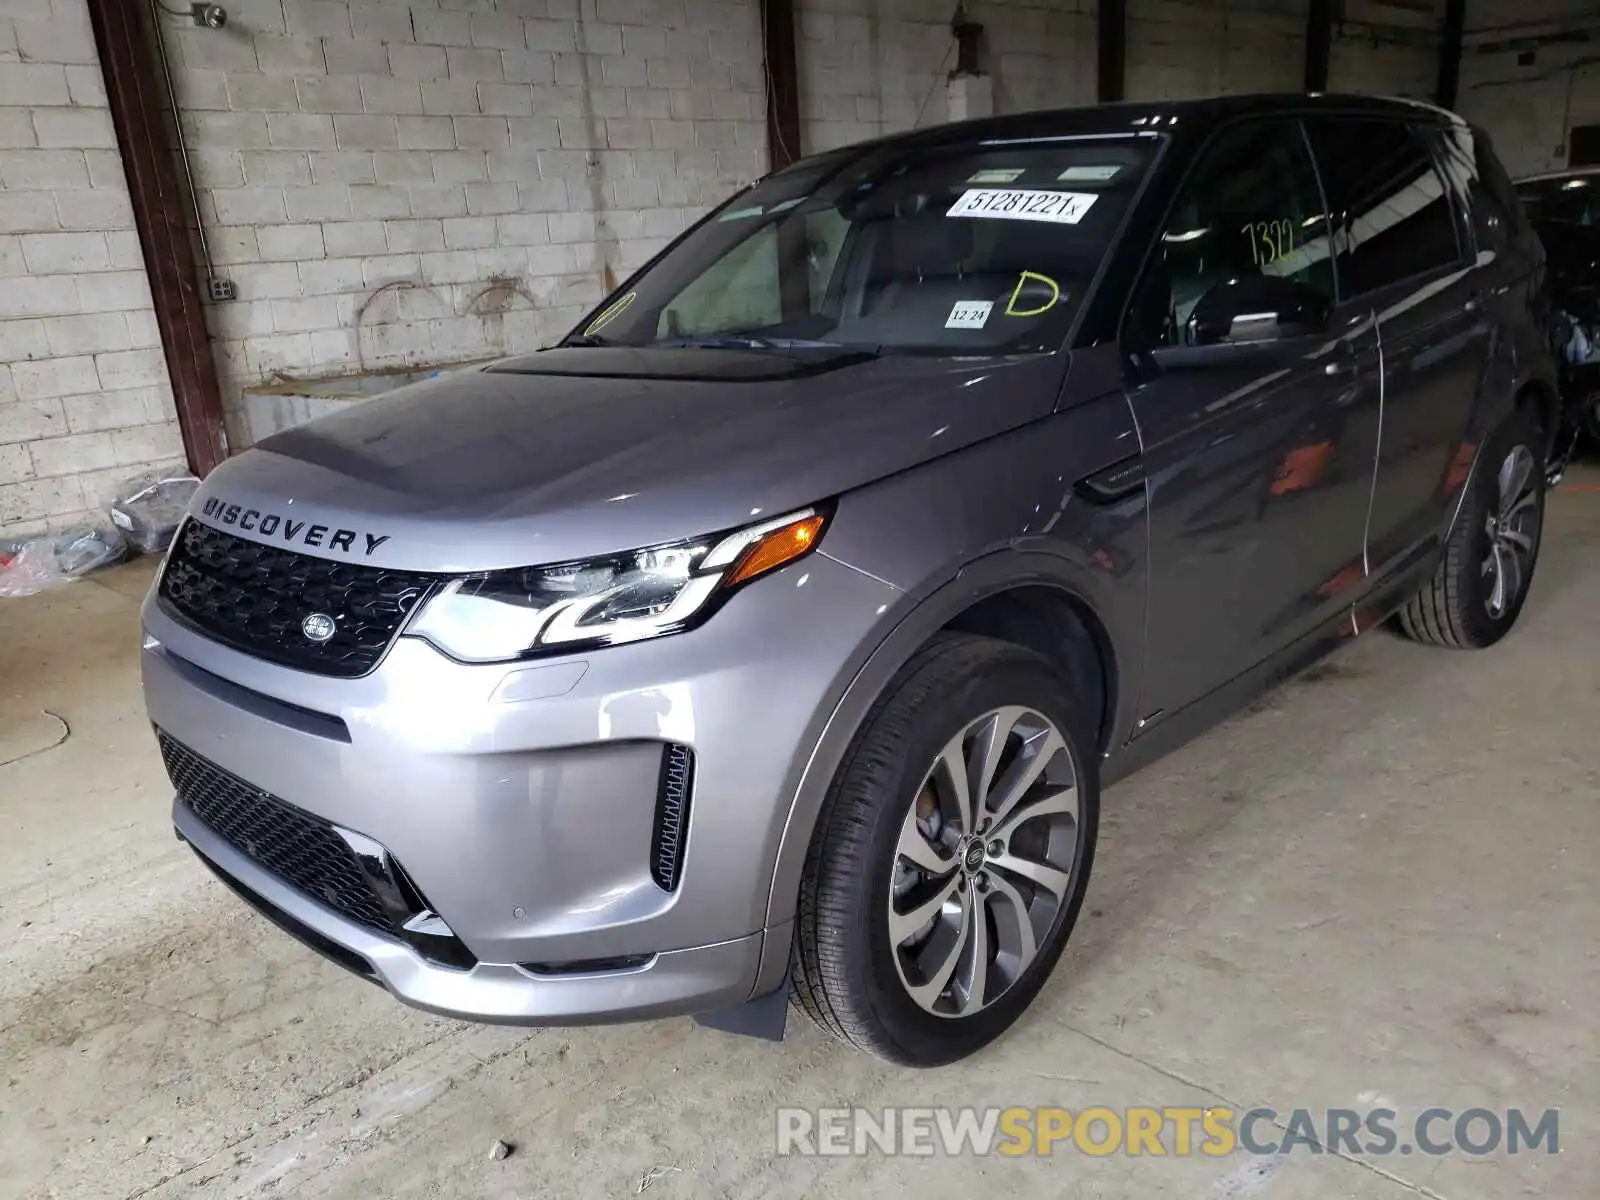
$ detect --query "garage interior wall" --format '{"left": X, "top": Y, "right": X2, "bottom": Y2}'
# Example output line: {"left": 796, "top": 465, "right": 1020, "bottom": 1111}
{"left": 0, "top": 0, "right": 186, "bottom": 541}
{"left": 0, "top": 0, "right": 1594, "bottom": 541}
{"left": 1457, "top": 0, "right": 1600, "bottom": 176}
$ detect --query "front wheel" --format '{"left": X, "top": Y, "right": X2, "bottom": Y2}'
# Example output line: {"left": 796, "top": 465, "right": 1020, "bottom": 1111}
{"left": 1398, "top": 410, "right": 1545, "bottom": 648}
{"left": 792, "top": 633, "right": 1099, "bottom": 1066}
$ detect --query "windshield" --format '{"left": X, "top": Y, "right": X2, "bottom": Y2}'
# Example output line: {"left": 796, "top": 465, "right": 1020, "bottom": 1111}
{"left": 570, "top": 137, "right": 1157, "bottom": 355}
{"left": 1516, "top": 174, "right": 1600, "bottom": 225}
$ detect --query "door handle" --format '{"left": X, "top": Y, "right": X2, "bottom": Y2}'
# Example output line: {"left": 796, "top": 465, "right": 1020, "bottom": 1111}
{"left": 1323, "top": 339, "right": 1359, "bottom": 377}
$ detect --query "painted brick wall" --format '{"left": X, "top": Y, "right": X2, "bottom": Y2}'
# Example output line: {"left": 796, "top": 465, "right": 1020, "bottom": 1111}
{"left": 795, "top": 0, "right": 1441, "bottom": 157}
{"left": 160, "top": 0, "right": 766, "bottom": 444}
{"left": 795, "top": 0, "right": 1097, "bottom": 155}
{"left": 1128, "top": 0, "right": 1304, "bottom": 101}
{"left": 0, "top": 0, "right": 185, "bottom": 541}
{"left": 1458, "top": 0, "right": 1600, "bottom": 178}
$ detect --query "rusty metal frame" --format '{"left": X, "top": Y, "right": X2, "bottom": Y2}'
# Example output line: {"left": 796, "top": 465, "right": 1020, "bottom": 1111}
{"left": 762, "top": 0, "right": 802, "bottom": 171}
{"left": 86, "top": 0, "right": 227, "bottom": 476}
{"left": 1306, "top": 0, "right": 1333, "bottom": 93}
{"left": 1098, "top": 0, "right": 1126, "bottom": 103}
{"left": 1437, "top": 0, "right": 1467, "bottom": 109}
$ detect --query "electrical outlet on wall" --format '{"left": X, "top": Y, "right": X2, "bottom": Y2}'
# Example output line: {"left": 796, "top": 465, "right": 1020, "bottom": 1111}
{"left": 207, "top": 278, "right": 237, "bottom": 302}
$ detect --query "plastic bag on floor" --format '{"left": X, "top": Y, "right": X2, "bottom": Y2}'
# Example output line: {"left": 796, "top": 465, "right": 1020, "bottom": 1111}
{"left": 109, "top": 470, "right": 199, "bottom": 554}
{"left": 0, "top": 540, "right": 66, "bottom": 597}
{"left": 0, "top": 523, "right": 126, "bottom": 598}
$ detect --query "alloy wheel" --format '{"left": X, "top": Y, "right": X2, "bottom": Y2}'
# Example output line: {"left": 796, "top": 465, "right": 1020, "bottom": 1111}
{"left": 1482, "top": 444, "right": 1540, "bottom": 620}
{"left": 887, "top": 706, "right": 1080, "bottom": 1018}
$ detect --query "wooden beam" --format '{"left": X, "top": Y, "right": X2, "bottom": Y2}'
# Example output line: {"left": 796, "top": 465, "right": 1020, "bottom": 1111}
{"left": 1305, "top": 0, "right": 1333, "bottom": 93}
{"left": 1098, "top": 0, "right": 1126, "bottom": 103}
{"left": 86, "top": 0, "right": 227, "bottom": 476}
{"left": 762, "top": 0, "right": 802, "bottom": 170}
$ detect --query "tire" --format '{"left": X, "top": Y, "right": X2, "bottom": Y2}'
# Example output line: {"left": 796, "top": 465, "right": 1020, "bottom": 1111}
{"left": 1397, "top": 409, "right": 1546, "bottom": 648}
{"left": 792, "top": 633, "right": 1099, "bottom": 1066}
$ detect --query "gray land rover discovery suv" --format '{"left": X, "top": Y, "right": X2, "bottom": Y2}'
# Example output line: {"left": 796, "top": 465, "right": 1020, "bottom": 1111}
{"left": 144, "top": 94, "right": 1556, "bottom": 1066}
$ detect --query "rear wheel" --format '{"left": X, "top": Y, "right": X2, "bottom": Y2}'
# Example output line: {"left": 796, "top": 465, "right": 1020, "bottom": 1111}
{"left": 1397, "top": 411, "right": 1545, "bottom": 648}
{"left": 792, "top": 633, "right": 1098, "bottom": 1066}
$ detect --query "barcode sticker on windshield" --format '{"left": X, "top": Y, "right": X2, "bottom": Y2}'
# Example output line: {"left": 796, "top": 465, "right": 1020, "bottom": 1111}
{"left": 968, "top": 168, "right": 1025, "bottom": 184}
{"left": 1058, "top": 165, "right": 1122, "bottom": 182}
{"left": 947, "top": 188, "right": 1098, "bottom": 224}
{"left": 945, "top": 300, "right": 993, "bottom": 329}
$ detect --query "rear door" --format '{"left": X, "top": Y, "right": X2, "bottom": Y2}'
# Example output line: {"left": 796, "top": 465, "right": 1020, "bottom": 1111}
{"left": 1305, "top": 117, "right": 1488, "bottom": 578}
{"left": 1125, "top": 117, "right": 1381, "bottom": 719}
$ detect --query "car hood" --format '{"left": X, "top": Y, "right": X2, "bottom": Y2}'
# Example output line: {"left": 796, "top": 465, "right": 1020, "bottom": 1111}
{"left": 194, "top": 348, "right": 1068, "bottom": 573}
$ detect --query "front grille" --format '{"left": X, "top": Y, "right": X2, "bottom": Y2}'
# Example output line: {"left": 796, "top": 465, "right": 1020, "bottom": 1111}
{"left": 160, "top": 733, "right": 394, "bottom": 934}
{"left": 650, "top": 744, "right": 694, "bottom": 892}
{"left": 158, "top": 519, "right": 441, "bottom": 679}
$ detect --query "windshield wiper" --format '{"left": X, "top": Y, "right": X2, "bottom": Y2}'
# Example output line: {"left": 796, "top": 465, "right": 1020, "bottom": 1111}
{"left": 561, "top": 332, "right": 613, "bottom": 347}
{"left": 655, "top": 335, "right": 875, "bottom": 354}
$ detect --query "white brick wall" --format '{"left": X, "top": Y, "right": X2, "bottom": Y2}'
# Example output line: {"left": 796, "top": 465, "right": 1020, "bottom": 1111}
{"left": 1458, "top": 0, "right": 1600, "bottom": 177}
{"left": 161, "top": 0, "right": 765, "bottom": 445}
{"left": 796, "top": 0, "right": 1442, "bottom": 155}
{"left": 0, "top": 0, "right": 184, "bottom": 541}
{"left": 795, "top": 0, "right": 1097, "bottom": 154}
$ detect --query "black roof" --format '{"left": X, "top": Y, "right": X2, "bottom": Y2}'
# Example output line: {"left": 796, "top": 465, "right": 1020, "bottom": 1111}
{"left": 777, "top": 92, "right": 1461, "bottom": 174}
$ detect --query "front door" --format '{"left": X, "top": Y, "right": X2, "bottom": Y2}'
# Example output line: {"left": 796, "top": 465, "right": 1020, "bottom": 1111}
{"left": 1125, "top": 117, "right": 1382, "bottom": 720}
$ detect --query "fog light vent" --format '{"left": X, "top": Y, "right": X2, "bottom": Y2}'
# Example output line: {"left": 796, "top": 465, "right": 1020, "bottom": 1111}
{"left": 650, "top": 744, "right": 694, "bottom": 891}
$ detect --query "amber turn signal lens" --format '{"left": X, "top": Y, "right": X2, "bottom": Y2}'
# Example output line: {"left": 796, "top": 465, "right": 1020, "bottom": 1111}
{"left": 725, "top": 514, "right": 827, "bottom": 587}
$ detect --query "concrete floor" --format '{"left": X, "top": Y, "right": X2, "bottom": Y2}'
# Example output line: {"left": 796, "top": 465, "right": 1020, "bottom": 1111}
{"left": 3, "top": 467, "right": 1596, "bottom": 1200}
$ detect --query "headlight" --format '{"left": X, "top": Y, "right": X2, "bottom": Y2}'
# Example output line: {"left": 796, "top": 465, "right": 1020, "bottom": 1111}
{"left": 406, "top": 507, "right": 829, "bottom": 662}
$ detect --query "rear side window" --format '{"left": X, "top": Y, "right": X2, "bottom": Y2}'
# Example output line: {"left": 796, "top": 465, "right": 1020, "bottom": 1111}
{"left": 1306, "top": 118, "right": 1464, "bottom": 297}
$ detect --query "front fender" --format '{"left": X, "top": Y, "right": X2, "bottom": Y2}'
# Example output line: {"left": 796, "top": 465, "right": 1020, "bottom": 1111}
{"left": 753, "top": 398, "right": 1149, "bottom": 964}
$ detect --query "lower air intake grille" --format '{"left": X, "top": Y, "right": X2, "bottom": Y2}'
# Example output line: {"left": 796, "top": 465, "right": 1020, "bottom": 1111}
{"left": 650, "top": 743, "right": 694, "bottom": 892}
{"left": 160, "top": 733, "right": 395, "bottom": 934}
{"left": 159, "top": 733, "right": 478, "bottom": 971}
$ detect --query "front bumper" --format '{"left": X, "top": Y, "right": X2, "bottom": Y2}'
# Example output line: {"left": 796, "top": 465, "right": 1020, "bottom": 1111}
{"left": 142, "top": 550, "right": 899, "bottom": 1024}
{"left": 176, "top": 804, "right": 765, "bottom": 1024}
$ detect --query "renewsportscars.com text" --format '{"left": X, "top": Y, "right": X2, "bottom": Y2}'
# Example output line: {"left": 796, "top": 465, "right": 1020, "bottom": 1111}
{"left": 774, "top": 1105, "right": 1560, "bottom": 1158}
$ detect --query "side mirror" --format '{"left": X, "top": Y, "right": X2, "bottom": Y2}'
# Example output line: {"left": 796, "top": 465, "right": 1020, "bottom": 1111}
{"left": 1187, "top": 276, "right": 1331, "bottom": 345}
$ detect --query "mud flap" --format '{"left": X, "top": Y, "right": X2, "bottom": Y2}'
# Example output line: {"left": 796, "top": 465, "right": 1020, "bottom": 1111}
{"left": 692, "top": 965, "right": 791, "bottom": 1042}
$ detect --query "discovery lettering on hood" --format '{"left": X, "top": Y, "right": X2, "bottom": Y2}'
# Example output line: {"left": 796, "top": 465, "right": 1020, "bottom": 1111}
{"left": 199, "top": 496, "right": 391, "bottom": 557}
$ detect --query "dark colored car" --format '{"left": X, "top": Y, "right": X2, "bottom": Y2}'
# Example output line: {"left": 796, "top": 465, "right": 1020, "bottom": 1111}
{"left": 1516, "top": 165, "right": 1600, "bottom": 450}
{"left": 144, "top": 93, "right": 1556, "bottom": 1067}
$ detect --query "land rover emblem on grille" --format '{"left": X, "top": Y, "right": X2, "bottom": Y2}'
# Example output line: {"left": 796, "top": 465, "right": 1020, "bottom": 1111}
{"left": 301, "top": 612, "right": 337, "bottom": 643}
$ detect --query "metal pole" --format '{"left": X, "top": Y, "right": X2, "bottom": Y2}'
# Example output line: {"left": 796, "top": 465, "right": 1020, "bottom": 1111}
{"left": 86, "top": 0, "right": 228, "bottom": 475}
{"left": 1098, "top": 0, "right": 1126, "bottom": 103}
{"left": 1437, "top": 0, "right": 1467, "bottom": 109}
{"left": 1306, "top": 0, "right": 1333, "bottom": 93}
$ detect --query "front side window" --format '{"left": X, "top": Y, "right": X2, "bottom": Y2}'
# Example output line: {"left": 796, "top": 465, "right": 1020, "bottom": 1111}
{"left": 1136, "top": 118, "right": 1334, "bottom": 347}
{"left": 573, "top": 139, "right": 1158, "bottom": 356}
{"left": 1305, "top": 118, "right": 1464, "bottom": 297}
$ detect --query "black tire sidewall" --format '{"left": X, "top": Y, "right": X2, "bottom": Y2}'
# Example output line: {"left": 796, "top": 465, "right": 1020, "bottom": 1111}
{"left": 819, "top": 642, "right": 1099, "bottom": 1066}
